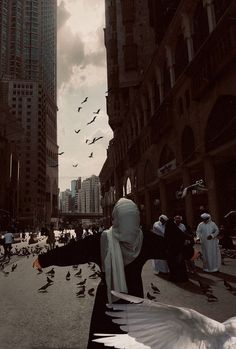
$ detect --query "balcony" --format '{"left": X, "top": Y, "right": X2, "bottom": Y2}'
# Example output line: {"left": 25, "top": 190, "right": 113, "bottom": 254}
{"left": 190, "top": 17, "right": 236, "bottom": 100}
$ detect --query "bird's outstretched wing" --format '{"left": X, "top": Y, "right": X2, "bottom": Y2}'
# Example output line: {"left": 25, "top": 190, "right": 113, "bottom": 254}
{"left": 93, "top": 291, "right": 226, "bottom": 349}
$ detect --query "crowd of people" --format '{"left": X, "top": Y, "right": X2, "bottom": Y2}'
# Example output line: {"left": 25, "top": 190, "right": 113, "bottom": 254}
{"left": 152, "top": 211, "right": 235, "bottom": 281}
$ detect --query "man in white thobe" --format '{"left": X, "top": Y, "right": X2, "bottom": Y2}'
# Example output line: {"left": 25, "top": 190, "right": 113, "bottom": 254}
{"left": 196, "top": 213, "right": 221, "bottom": 272}
{"left": 152, "top": 214, "right": 169, "bottom": 273}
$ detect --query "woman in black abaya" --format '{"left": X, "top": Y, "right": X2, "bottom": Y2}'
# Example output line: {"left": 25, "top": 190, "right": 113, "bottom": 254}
{"left": 33, "top": 198, "right": 194, "bottom": 348}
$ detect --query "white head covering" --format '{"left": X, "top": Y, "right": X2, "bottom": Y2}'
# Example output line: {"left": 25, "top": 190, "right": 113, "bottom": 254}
{"left": 101, "top": 198, "right": 143, "bottom": 303}
{"left": 159, "top": 214, "right": 168, "bottom": 222}
{"left": 201, "top": 213, "right": 211, "bottom": 220}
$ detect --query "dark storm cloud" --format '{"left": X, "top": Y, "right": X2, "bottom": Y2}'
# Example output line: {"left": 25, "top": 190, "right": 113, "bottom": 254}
{"left": 57, "top": 1, "right": 71, "bottom": 30}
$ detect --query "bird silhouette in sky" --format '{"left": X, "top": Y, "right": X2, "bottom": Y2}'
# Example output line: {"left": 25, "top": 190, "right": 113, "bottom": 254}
{"left": 81, "top": 97, "right": 88, "bottom": 104}
{"left": 78, "top": 107, "right": 82, "bottom": 112}
{"left": 87, "top": 116, "right": 97, "bottom": 125}
{"left": 89, "top": 136, "right": 104, "bottom": 145}
{"left": 89, "top": 152, "right": 93, "bottom": 158}
{"left": 94, "top": 136, "right": 104, "bottom": 142}
{"left": 58, "top": 152, "right": 64, "bottom": 155}
{"left": 93, "top": 108, "right": 101, "bottom": 114}
{"left": 85, "top": 139, "right": 90, "bottom": 144}
{"left": 93, "top": 291, "right": 236, "bottom": 349}
{"left": 89, "top": 138, "right": 96, "bottom": 145}
{"left": 75, "top": 129, "right": 81, "bottom": 134}
{"left": 73, "top": 164, "right": 78, "bottom": 167}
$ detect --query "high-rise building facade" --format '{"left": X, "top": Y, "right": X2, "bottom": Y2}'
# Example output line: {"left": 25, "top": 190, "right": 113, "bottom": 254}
{"left": 0, "top": 0, "right": 58, "bottom": 228}
{"left": 77, "top": 175, "right": 102, "bottom": 214}
{"left": 100, "top": 0, "right": 236, "bottom": 228}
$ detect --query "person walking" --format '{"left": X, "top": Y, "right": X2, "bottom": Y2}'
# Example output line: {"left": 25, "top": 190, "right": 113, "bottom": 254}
{"left": 46, "top": 226, "right": 56, "bottom": 250}
{"left": 33, "top": 198, "right": 196, "bottom": 348}
{"left": 196, "top": 213, "right": 221, "bottom": 273}
{"left": 3, "top": 229, "right": 14, "bottom": 260}
{"left": 152, "top": 214, "right": 169, "bottom": 274}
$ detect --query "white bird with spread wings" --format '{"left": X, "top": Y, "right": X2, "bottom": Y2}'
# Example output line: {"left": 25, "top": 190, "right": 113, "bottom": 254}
{"left": 93, "top": 291, "right": 236, "bottom": 349}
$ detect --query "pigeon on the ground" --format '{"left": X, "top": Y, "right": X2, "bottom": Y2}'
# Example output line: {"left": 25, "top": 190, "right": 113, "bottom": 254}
{"left": 38, "top": 282, "right": 52, "bottom": 293}
{"left": 93, "top": 291, "right": 236, "bottom": 349}
{"left": 74, "top": 269, "right": 82, "bottom": 277}
{"left": 147, "top": 292, "right": 156, "bottom": 300}
{"left": 89, "top": 272, "right": 99, "bottom": 279}
{"left": 47, "top": 277, "right": 53, "bottom": 284}
{"left": 76, "top": 287, "right": 86, "bottom": 297}
{"left": 66, "top": 271, "right": 70, "bottom": 280}
{"left": 150, "top": 283, "right": 160, "bottom": 294}
{"left": 77, "top": 278, "right": 86, "bottom": 286}
{"left": 46, "top": 268, "right": 55, "bottom": 276}
{"left": 88, "top": 288, "right": 95, "bottom": 296}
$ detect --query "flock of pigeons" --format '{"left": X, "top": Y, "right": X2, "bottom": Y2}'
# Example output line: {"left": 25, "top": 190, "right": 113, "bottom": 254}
{"left": 50, "top": 97, "right": 104, "bottom": 168}
{"left": 37, "top": 262, "right": 100, "bottom": 298}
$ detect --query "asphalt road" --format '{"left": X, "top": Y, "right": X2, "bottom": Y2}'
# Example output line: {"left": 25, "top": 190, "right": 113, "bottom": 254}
{"left": 0, "top": 239, "right": 235, "bottom": 349}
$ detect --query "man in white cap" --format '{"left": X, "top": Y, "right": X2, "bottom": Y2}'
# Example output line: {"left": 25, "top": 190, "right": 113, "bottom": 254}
{"left": 196, "top": 213, "right": 221, "bottom": 272}
{"left": 152, "top": 214, "right": 169, "bottom": 273}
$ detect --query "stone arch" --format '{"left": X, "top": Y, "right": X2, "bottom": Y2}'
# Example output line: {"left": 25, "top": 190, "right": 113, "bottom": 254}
{"left": 181, "top": 126, "right": 195, "bottom": 161}
{"left": 205, "top": 95, "right": 236, "bottom": 152}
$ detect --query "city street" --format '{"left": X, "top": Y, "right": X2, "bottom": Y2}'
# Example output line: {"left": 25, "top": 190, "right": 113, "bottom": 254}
{"left": 0, "top": 239, "right": 236, "bottom": 349}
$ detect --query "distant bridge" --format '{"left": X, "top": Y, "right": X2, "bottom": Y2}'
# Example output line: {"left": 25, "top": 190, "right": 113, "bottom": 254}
{"left": 59, "top": 212, "right": 103, "bottom": 222}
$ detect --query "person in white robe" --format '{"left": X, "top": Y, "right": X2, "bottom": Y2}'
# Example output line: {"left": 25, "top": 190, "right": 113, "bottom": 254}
{"left": 196, "top": 213, "right": 221, "bottom": 272}
{"left": 152, "top": 214, "right": 169, "bottom": 273}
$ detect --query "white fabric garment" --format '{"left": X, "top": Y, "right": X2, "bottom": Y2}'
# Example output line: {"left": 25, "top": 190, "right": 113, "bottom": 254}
{"left": 176, "top": 222, "right": 186, "bottom": 233}
{"left": 4, "top": 232, "right": 13, "bottom": 244}
{"left": 152, "top": 221, "right": 169, "bottom": 273}
{"left": 196, "top": 219, "right": 221, "bottom": 272}
{"left": 101, "top": 198, "right": 143, "bottom": 303}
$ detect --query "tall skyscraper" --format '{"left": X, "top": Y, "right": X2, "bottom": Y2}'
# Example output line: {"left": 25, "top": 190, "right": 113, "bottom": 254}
{"left": 78, "top": 175, "right": 102, "bottom": 214}
{"left": 0, "top": 0, "right": 58, "bottom": 228}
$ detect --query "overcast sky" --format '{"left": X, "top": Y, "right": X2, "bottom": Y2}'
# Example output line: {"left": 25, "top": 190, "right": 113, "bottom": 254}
{"left": 57, "top": 0, "right": 113, "bottom": 191}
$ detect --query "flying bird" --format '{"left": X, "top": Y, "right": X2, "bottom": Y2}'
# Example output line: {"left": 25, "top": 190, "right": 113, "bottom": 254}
{"left": 95, "top": 136, "right": 104, "bottom": 142}
{"left": 73, "top": 164, "right": 78, "bottom": 167}
{"left": 89, "top": 152, "right": 93, "bottom": 158}
{"left": 93, "top": 109, "right": 101, "bottom": 114}
{"left": 85, "top": 139, "right": 90, "bottom": 144}
{"left": 58, "top": 152, "right": 64, "bottom": 155}
{"left": 81, "top": 97, "right": 88, "bottom": 104}
{"left": 93, "top": 291, "right": 236, "bottom": 349}
{"left": 88, "top": 138, "right": 96, "bottom": 145}
{"left": 75, "top": 129, "right": 81, "bottom": 134}
{"left": 87, "top": 116, "right": 97, "bottom": 125}
{"left": 78, "top": 107, "right": 82, "bottom": 112}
